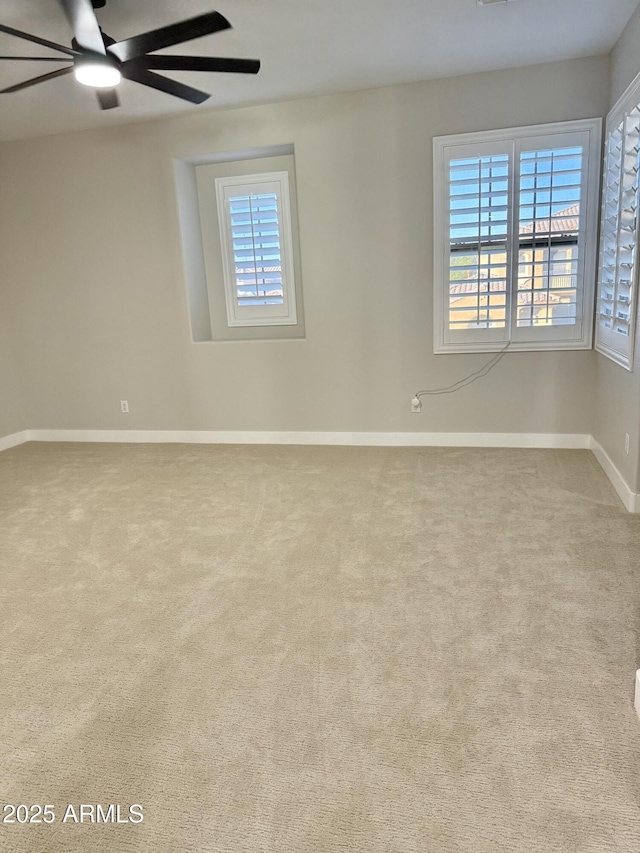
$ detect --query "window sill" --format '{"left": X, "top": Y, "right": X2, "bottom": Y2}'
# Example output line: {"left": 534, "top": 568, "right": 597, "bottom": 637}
{"left": 434, "top": 340, "right": 593, "bottom": 355}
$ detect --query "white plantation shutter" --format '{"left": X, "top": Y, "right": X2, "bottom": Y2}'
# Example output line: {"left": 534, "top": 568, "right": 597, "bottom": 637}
{"left": 437, "top": 139, "right": 512, "bottom": 349}
{"left": 216, "top": 172, "right": 297, "bottom": 327}
{"left": 228, "top": 192, "right": 284, "bottom": 307}
{"left": 514, "top": 132, "right": 593, "bottom": 345}
{"left": 448, "top": 152, "right": 510, "bottom": 339}
{"left": 433, "top": 120, "right": 601, "bottom": 354}
{"left": 517, "top": 148, "right": 582, "bottom": 328}
{"left": 596, "top": 77, "right": 640, "bottom": 370}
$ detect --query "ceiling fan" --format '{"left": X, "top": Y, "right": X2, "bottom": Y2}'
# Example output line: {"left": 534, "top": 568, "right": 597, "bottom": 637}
{"left": 0, "top": 0, "right": 260, "bottom": 110}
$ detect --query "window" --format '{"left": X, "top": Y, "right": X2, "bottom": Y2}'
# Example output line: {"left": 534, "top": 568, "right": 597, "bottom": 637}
{"left": 433, "top": 119, "right": 602, "bottom": 353}
{"left": 595, "top": 73, "right": 640, "bottom": 371}
{"left": 175, "top": 146, "right": 304, "bottom": 343}
{"left": 215, "top": 172, "right": 297, "bottom": 327}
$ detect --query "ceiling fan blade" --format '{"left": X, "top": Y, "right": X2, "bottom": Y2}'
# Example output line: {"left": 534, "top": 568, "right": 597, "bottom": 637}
{"left": 110, "top": 11, "right": 231, "bottom": 63}
{"left": 143, "top": 56, "right": 260, "bottom": 75}
{"left": 0, "top": 56, "right": 73, "bottom": 61}
{"left": 0, "top": 23, "right": 78, "bottom": 56}
{"left": 0, "top": 65, "right": 74, "bottom": 94}
{"left": 122, "top": 66, "right": 210, "bottom": 104}
{"left": 96, "top": 88, "right": 119, "bottom": 109}
{"left": 57, "top": 0, "right": 106, "bottom": 54}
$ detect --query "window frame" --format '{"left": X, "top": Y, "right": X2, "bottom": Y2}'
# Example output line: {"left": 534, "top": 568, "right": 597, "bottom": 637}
{"left": 433, "top": 118, "right": 602, "bottom": 354}
{"left": 215, "top": 171, "right": 298, "bottom": 328}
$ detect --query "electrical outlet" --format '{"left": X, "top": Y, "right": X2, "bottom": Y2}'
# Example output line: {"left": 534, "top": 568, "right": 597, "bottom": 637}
{"left": 625, "top": 433, "right": 630, "bottom": 455}
{"left": 411, "top": 396, "right": 422, "bottom": 413}
{"left": 120, "top": 400, "right": 129, "bottom": 414}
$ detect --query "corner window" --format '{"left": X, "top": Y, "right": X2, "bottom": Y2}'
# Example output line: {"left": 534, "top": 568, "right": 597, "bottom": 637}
{"left": 215, "top": 172, "right": 297, "bottom": 328}
{"left": 433, "top": 119, "right": 602, "bottom": 353}
{"left": 596, "top": 73, "right": 640, "bottom": 371}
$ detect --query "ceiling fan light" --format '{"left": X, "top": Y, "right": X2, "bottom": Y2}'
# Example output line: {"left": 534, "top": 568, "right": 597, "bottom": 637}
{"left": 74, "top": 61, "right": 121, "bottom": 88}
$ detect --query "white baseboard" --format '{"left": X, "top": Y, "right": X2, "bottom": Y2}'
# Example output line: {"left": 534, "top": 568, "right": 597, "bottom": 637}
{"left": 590, "top": 437, "right": 639, "bottom": 513}
{"left": 2, "top": 428, "right": 637, "bottom": 511}
{"left": 0, "top": 430, "right": 32, "bottom": 452}
{"left": 20, "top": 429, "right": 591, "bottom": 449}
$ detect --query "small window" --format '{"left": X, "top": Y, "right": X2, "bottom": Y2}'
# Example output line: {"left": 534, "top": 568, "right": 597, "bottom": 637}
{"left": 215, "top": 172, "right": 297, "bottom": 327}
{"left": 433, "top": 119, "right": 602, "bottom": 353}
{"left": 595, "top": 73, "right": 640, "bottom": 371}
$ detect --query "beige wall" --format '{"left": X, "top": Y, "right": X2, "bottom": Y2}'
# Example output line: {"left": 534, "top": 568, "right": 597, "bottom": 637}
{"left": 0, "top": 55, "right": 608, "bottom": 436}
{"left": 0, "top": 304, "right": 26, "bottom": 439}
{"left": 593, "top": 2, "right": 640, "bottom": 493}
{"left": 0, "top": 149, "right": 27, "bottom": 438}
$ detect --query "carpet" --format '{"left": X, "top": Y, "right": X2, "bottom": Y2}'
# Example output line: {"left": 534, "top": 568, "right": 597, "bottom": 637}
{"left": 0, "top": 442, "right": 639, "bottom": 852}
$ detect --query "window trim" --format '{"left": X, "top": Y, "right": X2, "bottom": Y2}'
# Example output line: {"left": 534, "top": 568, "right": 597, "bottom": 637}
{"left": 215, "top": 171, "right": 298, "bottom": 328}
{"left": 433, "top": 118, "right": 602, "bottom": 354}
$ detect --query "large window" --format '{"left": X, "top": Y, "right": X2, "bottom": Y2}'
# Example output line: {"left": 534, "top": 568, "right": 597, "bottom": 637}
{"left": 595, "top": 73, "right": 640, "bottom": 371}
{"left": 433, "top": 119, "right": 602, "bottom": 353}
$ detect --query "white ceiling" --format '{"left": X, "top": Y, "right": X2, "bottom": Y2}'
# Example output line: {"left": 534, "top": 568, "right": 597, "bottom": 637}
{"left": 0, "top": 0, "right": 638, "bottom": 141}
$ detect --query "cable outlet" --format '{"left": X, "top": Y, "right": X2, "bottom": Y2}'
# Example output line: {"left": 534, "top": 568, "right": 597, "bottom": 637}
{"left": 411, "top": 396, "right": 422, "bottom": 413}
{"left": 120, "top": 400, "right": 129, "bottom": 414}
{"left": 625, "top": 433, "right": 630, "bottom": 455}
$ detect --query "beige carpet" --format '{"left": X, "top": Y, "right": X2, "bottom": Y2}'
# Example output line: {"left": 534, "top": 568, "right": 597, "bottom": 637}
{"left": 1, "top": 442, "right": 640, "bottom": 852}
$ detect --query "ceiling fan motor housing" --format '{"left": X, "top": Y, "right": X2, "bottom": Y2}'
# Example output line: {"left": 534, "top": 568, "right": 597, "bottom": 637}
{"left": 71, "top": 28, "right": 121, "bottom": 88}
{"left": 71, "top": 29, "right": 116, "bottom": 52}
